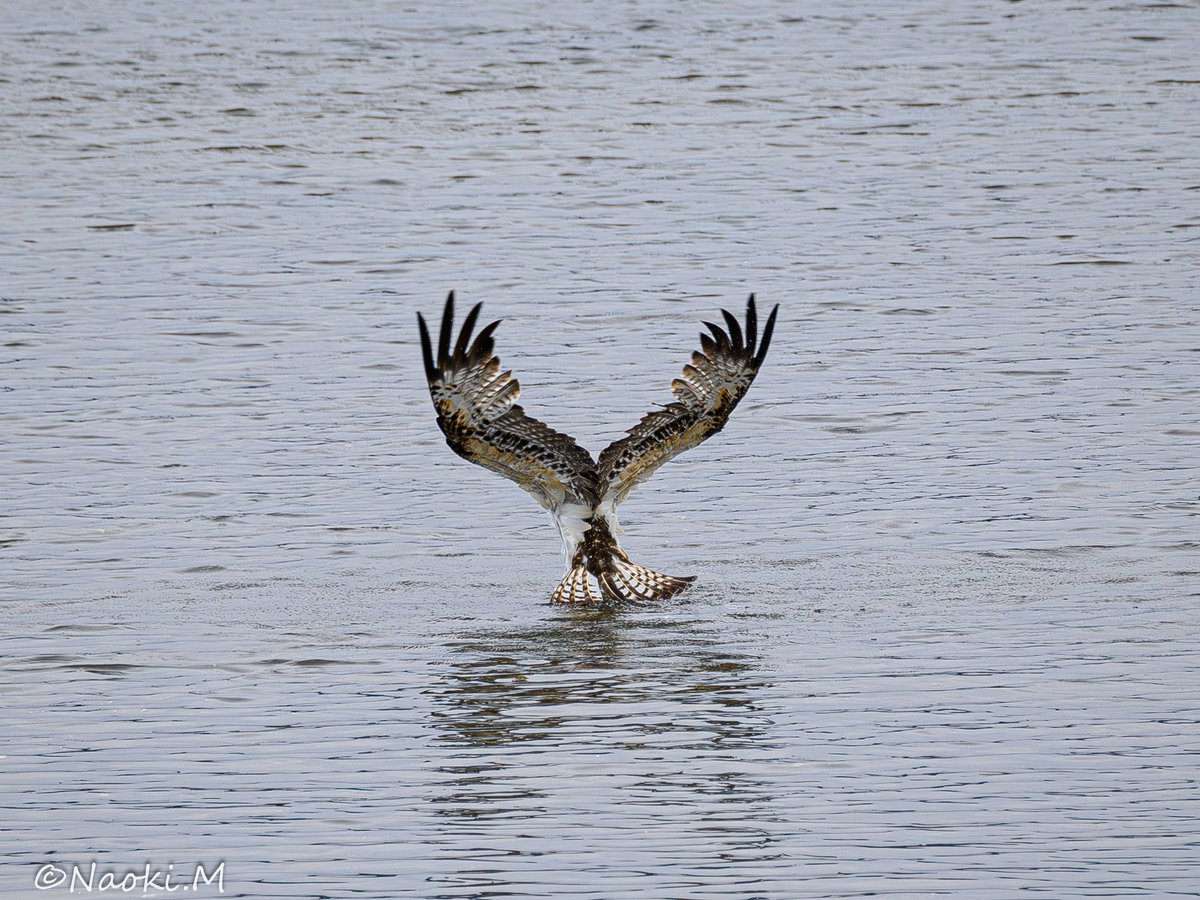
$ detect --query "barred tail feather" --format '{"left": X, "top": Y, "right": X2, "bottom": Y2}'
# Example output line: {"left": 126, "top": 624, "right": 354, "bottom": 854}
{"left": 604, "top": 558, "right": 696, "bottom": 602}
{"left": 551, "top": 564, "right": 600, "bottom": 604}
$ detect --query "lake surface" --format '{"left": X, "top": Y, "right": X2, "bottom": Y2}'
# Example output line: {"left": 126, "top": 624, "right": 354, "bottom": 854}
{"left": 3, "top": 1, "right": 1199, "bottom": 896}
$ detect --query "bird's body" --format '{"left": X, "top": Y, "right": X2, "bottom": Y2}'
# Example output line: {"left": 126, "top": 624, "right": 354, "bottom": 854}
{"left": 417, "top": 292, "right": 777, "bottom": 603}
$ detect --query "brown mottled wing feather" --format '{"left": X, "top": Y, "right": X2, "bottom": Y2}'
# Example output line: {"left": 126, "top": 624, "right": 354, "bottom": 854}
{"left": 418, "top": 292, "right": 600, "bottom": 510}
{"left": 597, "top": 295, "right": 778, "bottom": 507}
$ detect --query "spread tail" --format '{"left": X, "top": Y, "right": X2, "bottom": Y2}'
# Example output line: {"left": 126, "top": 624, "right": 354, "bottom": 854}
{"left": 551, "top": 557, "right": 695, "bottom": 603}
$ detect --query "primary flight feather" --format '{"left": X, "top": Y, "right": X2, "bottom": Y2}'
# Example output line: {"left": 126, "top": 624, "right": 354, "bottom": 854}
{"left": 417, "top": 291, "right": 778, "bottom": 604}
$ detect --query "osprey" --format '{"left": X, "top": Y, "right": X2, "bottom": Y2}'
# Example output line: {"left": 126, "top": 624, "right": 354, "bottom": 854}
{"left": 417, "top": 292, "right": 778, "bottom": 604}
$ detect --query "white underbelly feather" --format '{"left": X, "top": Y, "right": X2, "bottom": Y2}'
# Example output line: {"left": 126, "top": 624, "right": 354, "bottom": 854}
{"left": 552, "top": 501, "right": 593, "bottom": 567}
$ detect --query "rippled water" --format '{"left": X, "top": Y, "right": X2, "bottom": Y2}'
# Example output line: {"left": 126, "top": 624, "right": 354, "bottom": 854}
{"left": 4, "top": 1, "right": 1199, "bottom": 896}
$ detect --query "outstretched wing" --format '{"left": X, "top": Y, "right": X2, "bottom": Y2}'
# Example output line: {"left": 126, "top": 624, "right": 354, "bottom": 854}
{"left": 597, "top": 294, "right": 778, "bottom": 508}
{"left": 418, "top": 292, "right": 600, "bottom": 514}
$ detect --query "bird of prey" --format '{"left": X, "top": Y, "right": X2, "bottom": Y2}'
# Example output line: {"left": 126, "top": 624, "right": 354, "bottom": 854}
{"left": 417, "top": 292, "right": 778, "bottom": 603}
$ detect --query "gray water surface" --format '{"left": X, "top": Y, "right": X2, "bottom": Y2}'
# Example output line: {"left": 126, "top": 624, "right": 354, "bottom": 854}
{"left": 4, "top": 1, "right": 1199, "bottom": 896}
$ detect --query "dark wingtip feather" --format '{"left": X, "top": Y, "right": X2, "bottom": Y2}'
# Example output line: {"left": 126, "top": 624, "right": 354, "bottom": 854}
{"left": 453, "top": 302, "right": 483, "bottom": 360}
{"left": 417, "top": 312, "right": 436, "bottom": 383}
{"left": 437, "top": 291, "right": 455, "bottom": 369}
{"left": 470, "top": 319, "right": 502, "bottom": 360}
{"left": 702, "top": 320, "right": 730, "bottom": 352}
{"left": 745, "top": 294, "right": 758, "bottom": 355}
{"left": 754, "top": 304, "right": 779, "bottom": 367}
{"left": 720, "top": 308, "right": 744, "bottom": 353}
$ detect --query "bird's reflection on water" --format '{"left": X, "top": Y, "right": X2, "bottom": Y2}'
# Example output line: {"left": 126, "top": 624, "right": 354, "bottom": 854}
{"left": 426, "top": 607, "right": 773, "bottom": 748}
{"left": 420, "top": 605, "right": 788, "bottom": 877}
